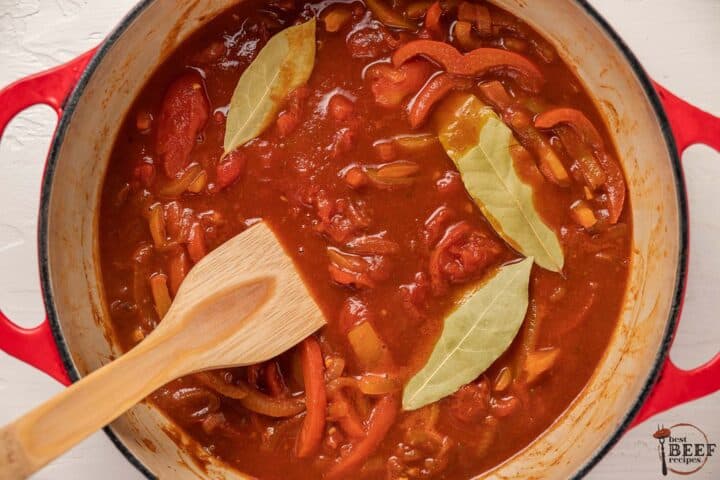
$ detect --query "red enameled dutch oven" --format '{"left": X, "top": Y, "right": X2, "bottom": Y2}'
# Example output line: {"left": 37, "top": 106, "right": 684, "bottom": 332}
{"left": 1, "top": 1, "right": 719, "bottom": 478}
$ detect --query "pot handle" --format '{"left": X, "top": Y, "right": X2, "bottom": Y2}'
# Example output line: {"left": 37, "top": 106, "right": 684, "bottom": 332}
{"left": 652, "top": 82, "right": 720, "bottom": 153}
{"left": 631, "top": 82, "right": 720, "bottom": 427}
{"left": 0, "top": 49, "right": 96, "bottom": 386}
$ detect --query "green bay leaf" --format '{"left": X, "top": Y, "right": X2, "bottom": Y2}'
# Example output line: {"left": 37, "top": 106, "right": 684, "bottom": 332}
{"left": 402, "top": 257, "right": 533, "bottom": 411}
{"left": 224, "top": 18, "right": 316, "bottom": 154}
{"left": 436, "top": 93, "right": 564, "bottom": 272}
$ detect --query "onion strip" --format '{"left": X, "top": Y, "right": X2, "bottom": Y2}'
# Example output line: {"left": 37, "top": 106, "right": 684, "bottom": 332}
{"left": 197, "top": 371, "right": 305, "bottom": 418}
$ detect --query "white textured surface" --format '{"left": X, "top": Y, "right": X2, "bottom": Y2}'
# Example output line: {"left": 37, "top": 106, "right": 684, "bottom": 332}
{"left": 0, "top": 0, "right": 718, "bottom": 478}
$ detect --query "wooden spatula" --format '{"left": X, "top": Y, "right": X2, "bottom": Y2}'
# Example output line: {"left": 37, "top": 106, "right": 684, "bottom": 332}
{"left": 0, "top": 222, "right": 326, "bottom": 480}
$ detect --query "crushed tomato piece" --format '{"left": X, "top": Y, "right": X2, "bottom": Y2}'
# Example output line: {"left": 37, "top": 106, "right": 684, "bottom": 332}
{"left": 156, "top": 72, "right": 209, "bottom": 178}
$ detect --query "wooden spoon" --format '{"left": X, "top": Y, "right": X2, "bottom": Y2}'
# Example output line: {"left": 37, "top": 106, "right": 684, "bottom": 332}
{"left": 0, "top": 222, "right": 325, "bottom": 479}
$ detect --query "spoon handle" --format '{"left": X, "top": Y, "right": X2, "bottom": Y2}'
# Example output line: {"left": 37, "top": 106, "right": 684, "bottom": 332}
{"left": 0, "top": 329, "right": 182, "bottom": 480}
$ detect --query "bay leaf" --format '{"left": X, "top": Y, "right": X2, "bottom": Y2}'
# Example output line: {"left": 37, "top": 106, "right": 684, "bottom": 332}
{"left": 223, "top": 18, "right": 317, "bottom": 154}
{"left": 435, "top": 93, "right": 564, "bottom": 272}
{"left": 402, "top": 257, "right": 533, "bottom": 411}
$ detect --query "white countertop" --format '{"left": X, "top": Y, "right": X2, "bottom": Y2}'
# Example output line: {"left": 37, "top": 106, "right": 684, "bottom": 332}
{"left": 0, "top": 0, "right": 718, "bottom": 478}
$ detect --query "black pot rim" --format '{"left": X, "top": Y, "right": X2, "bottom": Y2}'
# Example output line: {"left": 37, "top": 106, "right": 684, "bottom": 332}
{"left": 36, "top": 1, "right": 688, "bottom": 479}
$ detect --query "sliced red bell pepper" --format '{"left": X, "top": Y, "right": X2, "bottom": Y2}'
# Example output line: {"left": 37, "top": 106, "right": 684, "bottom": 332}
{"left": 457, "top": 1, "right": 491, "bottom": 36}
{"left": 392, "top": 39, "right": 462, "bottom": 71}
{"left": 264, "top": 361, "right": 287, "bottom": 397}
{"left": 479, "top": 81, "right": 569, "bottom": 186}
{"left": 595, "top": 152, "right": 626, "bottom": 224}
{"left": 325, "top": 394, "right": 399, "bottom": 479}
{"left": 328, "top": 390, "right": 366, "bottom": 439}
{"left": 393, "top": 40, "right": 544, "bottom": 92}
{"left": 295, "top": 337, "right": 327, "bottom": 458}
{"left": 535, "top": 108, "right": 626, "bottom": 222}
{"left": 424, "top": 1, "right": 443, "bottom": 38}
{"left": 408, "top": 73, "right": 472, "bottom": 128}
{"left": 459, "top": 47, "right": 543, "bottom": 91}
{"left": 454, "top": 20, "right": 482, "bottom": 51}
{"left": 478, "top": 80, "right": 513, "bottom": 110}
{"left": 534, "top": 108, "right": 604, "bottom": 150}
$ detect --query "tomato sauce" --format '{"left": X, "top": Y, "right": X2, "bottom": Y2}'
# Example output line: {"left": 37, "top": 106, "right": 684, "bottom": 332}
{"left": 99, "top": 1, "right": 631, "bottom": 478}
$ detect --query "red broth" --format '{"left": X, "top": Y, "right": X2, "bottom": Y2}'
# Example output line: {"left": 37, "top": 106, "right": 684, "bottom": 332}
{"left": 99, "top": 1, "right": 631, "bottom": 478}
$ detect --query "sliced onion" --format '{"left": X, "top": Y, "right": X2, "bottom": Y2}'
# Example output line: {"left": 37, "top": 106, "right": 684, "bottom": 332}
{"left": 392, "top": 133, "right": 439, "bottom": 151}
{"left": 357, "top": 374, "right": 401, "bottom": 395}
{"left": 171, "top": 386, "right": 220, "bottom": 421}
{"left": 570, "top": 200, "right": 598, "bottom": 229}
{"left": 159, "top": 163, "right": 203, "bottom": 197}
{"left": 365, "top": 161, "right": 420, "bottom": 188}
{"left": 492, "top": 366, "right": 512, "bottom": 392}
{"left": 196, "top": 371, "right": 249, "bottom": 399}
{"left": 322, "top": 6, "right": 352, "bottom": 33}
{"left": 187, "top": 169, "right": 207, "bottom": 193}
{"left": 346, "top": 234, "right": 400, "bottom": 255}
{"left": 148, "top": 203, "right": 167, "bottom": 248}
{"left": 347, "top": 321, "right": 387, "bottom": 370}
{"left": 366, "top": 0, "right": 416, "bottom": 29}
{"left": 375, "top": 160, "right": 420, "bottom": 178}
{"left": 324, "top": 355, "right": 346, "bottom": 382}
{"left": 405, "top": 1, "right": 432, "bottom": 19}
{"left": 149, "top": 273, "right": 172, "bottom": 318}
{"left": 327, "top": 247, "right": 370, "bottom": 273}
{"left": 197, "top": 371, "right": 305, "bottom": 418}
{"left": 524, "top": 348, "right": 560, "bottom": 384}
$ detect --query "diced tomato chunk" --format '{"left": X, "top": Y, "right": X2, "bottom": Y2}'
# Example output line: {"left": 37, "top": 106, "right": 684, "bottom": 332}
{"left": 374, "top": 142, "right": 397, "bottom": 161}
{"left": 276, "top": 86, "right": 311, "bottom": 137}
{"left": 133, "top": 163, "right": 156, "bottom": 188}
{"left": 328, "top": 94, "right": 355, "bottom": 121}
{"left": 330, "top": 128, "right": 356, "bottom": 158}
{"left": 428, "top": 221, "right": 502, "bottom": 294}
{"left": 347, "top": 25, "right": 397, "bottom": 59}
{"left": 423, "top": 206, "right": 457, "bottom": 246}
{"left": 399, "top": 271, "right": 430, "bottom": 320}
{"left": 343, "top": 166, "right": 369, "bottom": 189}
{"left": 489, "top": 395, "right": 520, "bottom": 417}
{"left": 216, "top": 150, "right": 246, "bottom": 190}
{"left": 312, "top": 190, "right": 371, "bottom": 243}
{"left": 156, "top": 72, "right": 209, "bottom": 178}
{"left": 435, "top": 170, "right": 463, "bottom": 194}
{"left": 276, "top": 110, "right": 301, "bottom": 137}
{"left": 339, "top": 296, "right": 372, "bottom": 333}
{"left": 448, "top": 379, "right": 491, "bottom": 423}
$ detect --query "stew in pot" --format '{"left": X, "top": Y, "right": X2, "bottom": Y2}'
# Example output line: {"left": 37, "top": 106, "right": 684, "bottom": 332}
{"left": 99, "top": 0, "right": 631, "bottom": 478}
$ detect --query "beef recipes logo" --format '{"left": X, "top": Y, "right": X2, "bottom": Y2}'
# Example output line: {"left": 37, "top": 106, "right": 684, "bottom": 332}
{"left": 653, "top": 424, "right": 716, "bottom": 475}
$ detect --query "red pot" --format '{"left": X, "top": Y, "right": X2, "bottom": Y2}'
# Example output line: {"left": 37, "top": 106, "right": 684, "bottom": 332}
{"left": 0, "top": 0, "right": 718, "bottom": 478}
